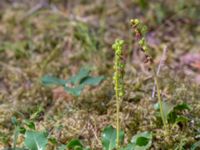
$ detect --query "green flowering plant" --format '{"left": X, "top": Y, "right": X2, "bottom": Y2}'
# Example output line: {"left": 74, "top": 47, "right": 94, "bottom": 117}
{"left": 112, "top": 39, "right": 125, "bottom": 149}
{"left": 131, "top": 19, "right": 167, "bottom": 129}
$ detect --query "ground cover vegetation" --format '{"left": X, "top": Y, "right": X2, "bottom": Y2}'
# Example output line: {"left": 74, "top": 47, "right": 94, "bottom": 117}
{"left": 0, "top": 0, "right": 200, "bottom": 149}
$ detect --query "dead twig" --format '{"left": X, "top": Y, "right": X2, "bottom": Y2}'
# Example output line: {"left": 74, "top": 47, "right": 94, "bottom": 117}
{"left": 152, "top": 46, "right": 168, "bottom": 98}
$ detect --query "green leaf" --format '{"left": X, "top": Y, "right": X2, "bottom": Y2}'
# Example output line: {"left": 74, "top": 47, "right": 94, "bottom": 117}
{"left": 67, "top": 139, "right": 83, "bottom": 148}
{"left": 11, "top": 116, "right": 18, "bottom": 126}
{"left": 24, "top": 130, "right": 48, "bottom": 150}
{"left": 162, "top": 102, "right": 174, "bottom": 121}
{"left": 66, "top": 139, "right": 90, "bottom": 150}
{"left": 42, "top": 67, "right": 105, "bottom": 96}
{"left": 41, "top": 76, "right": 66, "bottom": 86}
{"left": 154, "top": 102, "right": 174, "bottom": 122}
{"left": 64, "top": 85, "right": 85, "bottom": 96}
{"left": 175, "top": 116, "right": 189, "bottom": 124}
{"left": 19, "top": 126, "right": 26, "bottom": 134}
{"left": 80, "top": 76, "right": 105, "bottom": 86}
{"left": 167, "top": 111, "right": 177, "bottom": 123}
{"left": 173, "top": 103, "right": 192, "bottom": 111}
{"left": 155, "top": 102, "right": 191, "bottom": 124}
{"left": 130, "top": 131, "right": 152, "bottom": 150}
{"left": 24, "top": 120, "right": 35, "bottom": 130}
{"left": 68, "top": 68, "right": 90, "bottom": 84}
{"left": 101, "top": 125, "right": 124, "bottom": 150}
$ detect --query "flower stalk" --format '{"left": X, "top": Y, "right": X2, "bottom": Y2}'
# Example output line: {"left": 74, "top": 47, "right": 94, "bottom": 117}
{"left": 130, "top": 19, "right": 167, "bottom": 129}
{"left": 112, "top": 39, "right": 125, "bottom": 149}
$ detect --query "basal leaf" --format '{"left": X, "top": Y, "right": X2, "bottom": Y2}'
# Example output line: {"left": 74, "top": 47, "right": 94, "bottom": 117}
{"left": 130, "top": 131, "right": 152, "bottom": 150}
{"left": 136, "top": 137, "right": 150, "bottom": 146}
{"left": 24, "top": 130, "right": 48, "bottom": 150}
{"left": 161, "top": 102, "right": 174, "bottom": 121}
{"left": 42, "top": 67, "right": 105, "bottom": 96}
{"left": 173, "top": 103, "right": 192, "bottom": 111}
{"left": 155, "top": 102, "right": 191, "bottom": 124}
{"left": 167, "top": 111, "right": 177, "bottom": 123}
{"left": 67, "top": 139, "right": 83, "bottom": 149}
{"left": 101, "top": 125, "right": 124, "bottom": 150}
{"left": 154, "top": 102, "right": 174, "bottom": 121}
{"left": 41, "top": 76, "right": 66, "bottom": 86}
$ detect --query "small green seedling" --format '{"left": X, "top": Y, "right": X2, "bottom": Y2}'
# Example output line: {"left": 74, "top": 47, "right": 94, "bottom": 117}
{"left": 41, "top": 67, "right": 105, "bottom": 96}
{"left": 110, "top": 39, "right": 152, "bottom": 150}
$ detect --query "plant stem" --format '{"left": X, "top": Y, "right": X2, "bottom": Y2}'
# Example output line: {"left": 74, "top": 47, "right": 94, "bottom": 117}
{"left": 154, "top": 73, "right": 167, "bottom": 129}
{"left": 115, "top": 67, "right": 120, "bottom": 149}
{"left": 116, "top": 94, "right": 120, "bottom": 149}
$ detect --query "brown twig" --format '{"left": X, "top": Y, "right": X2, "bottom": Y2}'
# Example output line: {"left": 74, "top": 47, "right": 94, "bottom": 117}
{"left": 152, "top": 46, "right": 168, "bottom": 98}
